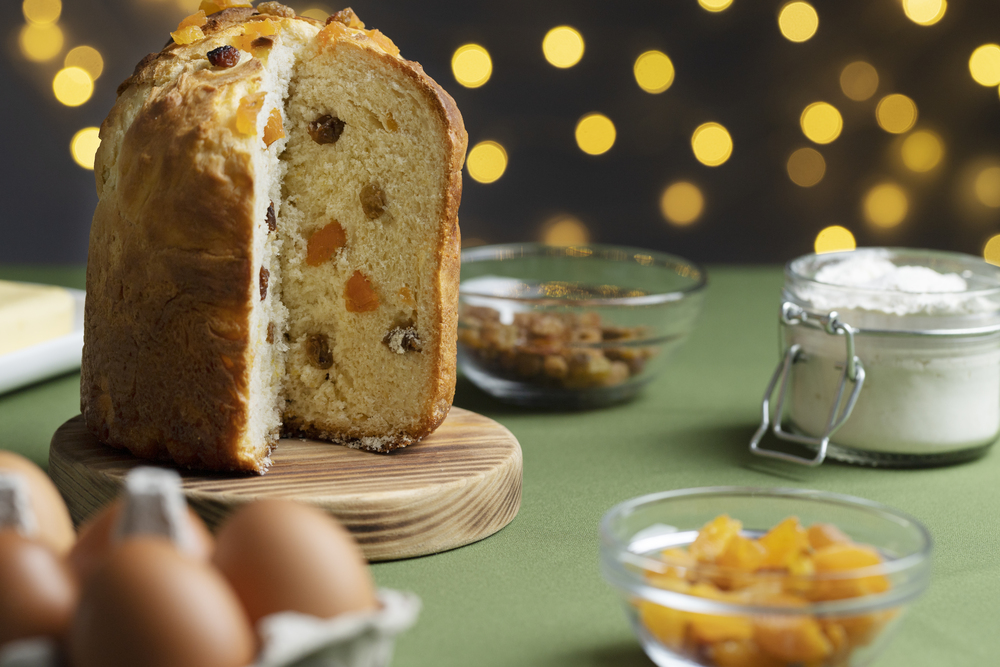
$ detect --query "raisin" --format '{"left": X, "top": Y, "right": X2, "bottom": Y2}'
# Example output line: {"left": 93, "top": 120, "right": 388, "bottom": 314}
{"left": 327, "top": 8, "right": 365, "bottom": 28}
{"left": 306, "top": 221, "right": 347, "bottom": 266}
{"left": 251, "top": 36, "right": 274, "bottom": 50}
{"left": 207, "top": 45, "right": 239, "bottom": 68}
{"left": 266, "top": 201, "right": 276, "bottom": 232}
{"left": 360, "top": 183, "right": 386, "bottom": 219}
{"left": 308, "top": 115, "right": 345, "bottom": 145}
{"left": 266, "top": 322, "right": 275, "bottom": 344}
{"left": 257, "top": 2, "right": 295, "bottom": 18}
{"left": 259, "top": 266, "right": 269, "bottom": 301}
{"left": 383, "top": 327, "right": 422, "bottom": 354}
{"left": 306, "top": 333, "right": 334, "bottom": 369}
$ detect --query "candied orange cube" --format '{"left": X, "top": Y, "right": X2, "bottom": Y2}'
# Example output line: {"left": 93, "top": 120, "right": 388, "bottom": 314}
{"left": 306, "top": 221, "right": 346, "bottom": 266}
{"left": 177, "top": 10, "right": 207, "bottom": 31}
{"left": 367, "top": 29, "right": 400, "bottom": 56}
{"left": 235, "top": 18, "right": 277, "bottom": 52}
{"left": 317, "top": 20, "right": 350, "bottom": 47}
{"left": 718, "top": 535, "right": 767, "bottom": 572}
{"left": 809, "top": 544, "right": 889, "bottom": 601}
{"left": 346, "top": 271, "right": 379, "bottom": 312}
{"left": 638, "top": 601, "right": 689, "bottom": 650}
{"left": 758, "top": 517, "right": 810, "bottom": 569}
{"left": 807, "top": 523, "right": 852, "bottom": 550}
{"left": 235, "top": 92, "right": 266, "bottom": 135}
{"left": 709, "top": 639, "right": 785, "bottom": 667}
{"left": 753, "top": 615, "right": 832, "bottom": 663}
{"left": 200, "top": 0, "right": 252, "bottom": 14}
{"left": 170, "top": 25, "right": 206, "bottom": 45}
{"left": 827, "top": 609, "right": 897, "bottom": 647}
{"left": 690, "top": 515, "right": 742, "bottom": 563}
{"left": 263, "top": 108, "right": 285, "bottom": 147}
{"left": 689, "top": 613, "right": 754, "bottom": 644}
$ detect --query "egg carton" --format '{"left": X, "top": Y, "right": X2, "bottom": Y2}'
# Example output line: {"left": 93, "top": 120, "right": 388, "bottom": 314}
{"left": 0, "top": 588, "right": 420, "bottom": 667}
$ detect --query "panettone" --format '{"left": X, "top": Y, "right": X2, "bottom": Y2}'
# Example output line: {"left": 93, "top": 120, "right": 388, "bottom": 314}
{"left": 81, "top": 3, "right": 467, "bottom": 473}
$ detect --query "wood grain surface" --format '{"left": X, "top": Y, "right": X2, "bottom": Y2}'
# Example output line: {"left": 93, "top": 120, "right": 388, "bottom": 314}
{"left": 48, "top": 407, "right": 522, "bottom": 561}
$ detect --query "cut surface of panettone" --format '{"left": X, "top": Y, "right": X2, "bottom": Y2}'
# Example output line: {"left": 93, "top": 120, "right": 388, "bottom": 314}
{"left": 81, "top": 3, "right": 466, "bottom": 473}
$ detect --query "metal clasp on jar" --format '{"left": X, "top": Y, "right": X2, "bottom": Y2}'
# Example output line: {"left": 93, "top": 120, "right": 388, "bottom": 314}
{"left": 749, "top": 302, "right": 866, "bottom": 466}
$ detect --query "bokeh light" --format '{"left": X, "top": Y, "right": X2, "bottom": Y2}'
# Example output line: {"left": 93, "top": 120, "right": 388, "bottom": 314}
{"left": 974, "top": 167, "right": 1000, "bottom": 208}
{"left": 70, "top": 127, "right": 101, "bottom": 170}
{"left": 541, "top": 215, "right": 590, "bottom": 245}
{"left": 969, "top": 45, "right": 1000, "bottom": 87}
{"left": 787, "top": 148, "right": 826, "bottom": 187}
{"left": 984, "top": 235, "right": 1000, "bottom": 265}
{"left": 691, "top": 122, "right": 733, "bottom": 167}
{"left": 575, "top": 113, "right": 616, "bottom": 155}
{"left": 800, "top": 102, "right": 843, "bottom": 144}
{"left": 902, "top": 0, "right": 947, "bottom": 26}
{"left": 52, "top": 67, "right": 93, "bottom": 107}
{"left": 698, "top": 0, "right": 733, "bottom": 12}
{"left": 542, "top": 26, "right": 584, "bottom": 69}
{"left": 863, "top": 183, "right": 908, "bottom": 228}
{"left": 876, "top": 94, "right": 918, "bottom": 134}
{"left": 300, "top": 8, "right": 330, "bottom": 21}
{"left": 634, "top": 51, "right": 675, "bottom": 94}
{"left": 778, "top": 2, "right": 819, "bottom": 43}
{"left": 22, "top": 0, "right": 61, "bottom": 25}
{"left": 19, "top": 22, "right": 64, "bottom": 63}
{"left": 840, "top": 61, "right": 879, "bottom": 101}
{"left": 660, "top": 182, "right": 704, "bottom": 226}
{"left": 814, "top": 226, "right": 856, "bottom": 254}
{"left": 64, "top": 46, "right": 104, "bottom": 81}
{"left": 901, "top": 130, "right": 943, "bottom": 172}
{"left": 451, "top": 44, "right": 492, "bottom": 88}
{"left": 466, "top": 141, "right": 508, "bottom": 184}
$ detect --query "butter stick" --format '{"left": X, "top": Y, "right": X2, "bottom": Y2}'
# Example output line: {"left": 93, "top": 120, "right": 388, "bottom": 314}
{"left": 0, "top": 281, "right": 74, "bottom": 355}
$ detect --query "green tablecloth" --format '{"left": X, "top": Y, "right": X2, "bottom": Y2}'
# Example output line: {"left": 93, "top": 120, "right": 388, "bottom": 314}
{"left": 1, "top": 265, "right": 997, "bottom": 666}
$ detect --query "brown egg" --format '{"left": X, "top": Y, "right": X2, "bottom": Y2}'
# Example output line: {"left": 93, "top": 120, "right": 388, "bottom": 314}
{"left": 0, "top": 530, "right": 78, "bottom": 645}
{"left": 69, "top": 537, "right": 255, "bottom": 667}
{"left": 68, "top": 499, "right": 214, "bottom": 583}
{"left": 0, "top": 451, "right": 75, "bottom": 555}
{"left": 212, "top": 499, "right": 378, "bottom": 625}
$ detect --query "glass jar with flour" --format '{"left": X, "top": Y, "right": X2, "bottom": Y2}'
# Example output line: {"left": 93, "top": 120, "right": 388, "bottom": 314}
{"left": 751, "top": 248, "right": 1000, "bottom": 466}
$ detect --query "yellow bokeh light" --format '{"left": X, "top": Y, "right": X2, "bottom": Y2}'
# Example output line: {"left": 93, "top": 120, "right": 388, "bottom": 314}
{"left": 451, "top": 44, "right": 492, "bottom": 88}
{"left": 975, "top": 167, "right": 1000, "bottom": 208}
{"left": 787, "top": 147, "right": 826, "bottom": 187}
{"left": 64, "top": 46, "right": 104, "bottom": 80}
{"left": 863, "top": 183, "right": 908, "bottom": 228}
{"left": 691, "top": 122, "right": 733, "bottom": 167}
{"left": 575, "top": 113, "right": 616, "bottom": 156}
{"left": 876, "top": 94, "right": 918, "bottom": 134}
{"left": 22, "top": 0, "right": 61, "bottom": 25}
{"left": 902, "top": 0, "right": 947, "bottom": 26}
{"left": 53, "top": 67, "right": 94, "bottom": 107}
{"left": 19, "top": 22, "right": 64, "bottom": 63}
{"left": 542, "top": 26, "right": 584, "bottom": 69}
{"left": 969, "top": 45, "right": 1000, "bottom": 87}
{"left": 800, "top": 102, "right": 843, "bottom": 144}
{"left": 778, "top": 2, "right": 819, "bottom": 43}
{"left": 70, "top": 127, "right": 101, "bottom": 170}
{"left": 901, "top": 130, "right": 943, "bottom": 172}
{"left": 541, "top": 215, "right": 590, "bottom": 246}
{"left": 660, "top": 181, "right": 704, "bottom": 226}
{"left": 814, "top": 226, "right": 857, "bottom": 254}
{"left": 698, "top": 0, "right": 733, "bottom": 12}
{"left": 300, "top": 8, "right": 330, "bottom": 21}
{"left": 466, "top": 141, "right": 508, "bottom": 184}
{"left": 840, "top": 61, "right": 879, "bottom": 101}
{"left": 984, "top": 235, "right": 1000, "bottom": 265}
{"left": 634, "top": 51, "right": 675, "bottom": 94}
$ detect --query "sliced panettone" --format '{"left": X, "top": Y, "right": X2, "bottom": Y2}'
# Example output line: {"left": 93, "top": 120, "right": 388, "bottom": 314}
{"left": 81, "top": 3, "right": 466, "bottom": 473}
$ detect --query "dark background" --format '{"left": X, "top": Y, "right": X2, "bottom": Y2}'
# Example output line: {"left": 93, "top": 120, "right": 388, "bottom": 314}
{"left": 3, "top": 0, "right": 1000, "bottom": 264}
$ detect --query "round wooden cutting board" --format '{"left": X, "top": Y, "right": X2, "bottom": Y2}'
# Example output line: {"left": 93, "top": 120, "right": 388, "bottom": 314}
{"left": 48, "top": 407, "right": 522, "bottom": 561}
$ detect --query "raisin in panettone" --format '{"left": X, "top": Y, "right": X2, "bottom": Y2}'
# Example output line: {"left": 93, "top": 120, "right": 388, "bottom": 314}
{"left": 81, "top": 2, "right": 467, "bottom": 473}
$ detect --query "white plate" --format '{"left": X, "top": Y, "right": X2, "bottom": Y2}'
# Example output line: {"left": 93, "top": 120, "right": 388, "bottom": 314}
{"left": 0, "top": 288, "right": 85, "bottom": 395}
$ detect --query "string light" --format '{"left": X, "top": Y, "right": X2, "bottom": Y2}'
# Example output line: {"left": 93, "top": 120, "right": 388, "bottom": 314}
{"left": 452, "top": 44, "right": 492, "bottom": 88}
{"left": 691, "top": 123, "right": 733, "bottom": 166}
{"left": 876, "top": 94, "right": 918, "bottom": 134}
{"left": 840, "top": 61, "right": 879, "bottom": 101}
{"left": 22, "top": 0, "right": 61, "bottom": 25}
{"left": 863, "top": 183, "right": 908, "bottom": 228}
{"left": 814, "top": 226, "right": 856, "bottom": 254}
{"left": 902, "top": 0, "right": 947, "bottom": 26}
{"left": 64, "top": 46, "right": 104, "bottom": 80}
{"left": 778, "top": 2, "right": 819, "bottom": 43}
{"left": 698, "top": 0, "right": 733, "bottom": 12}
{"left": 70, "top": 127, "right": 101, "bottom": 170}
{"left": 541, "top": 215, "right": 590, "bottom": 245}
{"left": 800, "top": 102, "right": 843, "bottom": 144}
{"left": 901, "top": 130, "right": 943, "bottom": 172}
{"left": 19, "top": 22, "right": 64, "bottom": 62}
{"left": 466, "top": 141, "right": 508, "bottom": 184}
{"left": 787, "top": 148, "right": 826, "bottom": 187}
{"left": 542, "top": 26, "right": 584, "bottom": 68}
{"left": 975, "top": 167, "right": 1000, "bottom": 208}
{"left": 969, "top": 45, "right": 1000, "bottom": 87}
{"left": 52, "top": 66, "right": 93, "bottom": 107}
{"left": 634, "top": 51, "right": 674, "bottom": 94}
{"left": 575, "top": 114, "right": 616, "bottom": 155}
{"left": 660, "top": 182, "right": 704, "bottom": 226}
{"left": 984, "top": 235, "right": 1000, "bottom": 265}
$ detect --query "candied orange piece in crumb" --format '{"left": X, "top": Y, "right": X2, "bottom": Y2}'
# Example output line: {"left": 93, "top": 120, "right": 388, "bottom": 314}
{"left": 689, "top": 514, "right": 742, "bottom": 563}
{"left": 807, "top": 522, "right": 852, "bottom": 550}
{"left": 709, "top": 639, "right": 785, "bottom": 667}
{"left": 367, "top": 29, "right": 400, "bottom": 56}
{"left": 235, "top": 92, "right": 266, "bottom": 135}
{"left": 638, "top": 601, "right": 689, "bottom": 650}
{"left": 306, "top": 221, "right": 346, "bottom": 266}
{"left": 263, "top": 108, "right": 285, "bottom": 147}
{"left": 758, "top": 517, "right": 810, "bottom": 569}
{"left": 346, "top": 271, "right": 380, "bottom": 312}
{"left": 177, "top": 10, "right": 207, "bottom": 30}
{"left": 171, "top": 25, "right": 206, "bottom": 45}
{"left": 753, "top": 615, "right": 832, "bottom": 663}
{"left": 200, "top": 0, "right": 252, "bottom": 14}
{"left": 235, "top": 18, "right": 277, "bottom": 52}
{"left": 317, "top": 20, "right": 350, "bottom": 47}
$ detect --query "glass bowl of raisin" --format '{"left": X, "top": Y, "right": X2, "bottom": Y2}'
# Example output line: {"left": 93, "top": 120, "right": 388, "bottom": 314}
{"left": 457, "top": 243, "right": 707, "bottom": 408}
{"left": 599, "top": 487, "right": 932, "bottom": 667}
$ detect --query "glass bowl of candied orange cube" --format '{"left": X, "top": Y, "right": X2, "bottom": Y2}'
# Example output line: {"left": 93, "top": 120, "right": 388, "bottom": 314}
{"left": 599, "top": 487, "right": 931, "bottom": 667}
